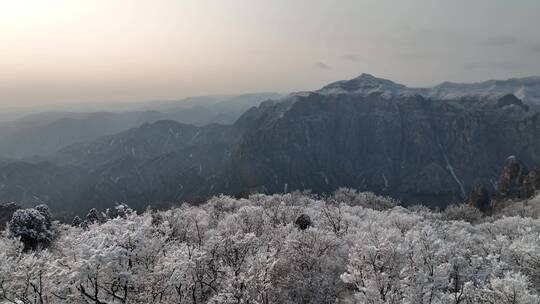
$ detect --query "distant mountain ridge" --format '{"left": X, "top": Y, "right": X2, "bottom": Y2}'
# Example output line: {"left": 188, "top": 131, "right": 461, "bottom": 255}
{"left": 1, "top": 74, "right": 540, "bottom": 212}
{"left": 313, "top": 73, "right": 540, "bottom": 106}
{"left": 0, "top": 111, "right": 164, "bottom": 158}
{"left": 0, "top": 120, "right": 243, "bottom": 212}
{"left": 49, "top": 120, "right": 241, "bottom": 168}
{"left": 425, "top": 76, "right": 540, "bottom": 105}
{"left": 0, "top": 93, "right": 282, "bottom": 159}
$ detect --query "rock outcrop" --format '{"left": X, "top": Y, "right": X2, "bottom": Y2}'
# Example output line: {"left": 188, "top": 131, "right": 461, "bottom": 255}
{"left": 467, "top": 184, "right": 490, "bottom": 212}
{"left": 496, "top": 156, "right": 540, "bottom": 200}
{"left": 483, "top": 156, "right": 540, "bottom": 210}
{"left": 522, "top": 168, "right": 540, "bottom": 198}
{"left": 497, "top": 156, "right": 530, "bottom": 199}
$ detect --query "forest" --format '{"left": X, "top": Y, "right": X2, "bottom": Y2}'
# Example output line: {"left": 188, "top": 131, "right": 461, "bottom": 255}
{"left": 1, "top": 189, "right": 539, "bottom": 304}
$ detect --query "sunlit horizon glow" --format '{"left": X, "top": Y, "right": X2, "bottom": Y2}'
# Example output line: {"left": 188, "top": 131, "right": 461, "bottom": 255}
{"left": 1, "top": 0, "right": 539, "bottom": 107}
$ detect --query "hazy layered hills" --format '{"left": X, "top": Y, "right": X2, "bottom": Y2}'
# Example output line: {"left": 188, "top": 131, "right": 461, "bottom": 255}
{"left": 49, "top": 120, "right": 241, "bottom": 168}
{"left": 0, "top": 93, "right": 281, "bottom": 159}
{"left": 0, "top": 111, "right": 164, "bottom": 158}
{"left": 0, "top": 120, "right": 243, "bottom": 211}
{"left": 1, "top": 74, "right": 540, "bottom": 213}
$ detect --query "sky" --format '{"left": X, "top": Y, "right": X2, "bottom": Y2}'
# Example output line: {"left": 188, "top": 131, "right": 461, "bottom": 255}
{"left": 1, "top": 0, "right": 539, "bottom": 108}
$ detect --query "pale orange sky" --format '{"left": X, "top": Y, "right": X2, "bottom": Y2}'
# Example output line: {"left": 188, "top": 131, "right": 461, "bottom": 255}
{"left": 1, "top": 0, "right": 539, "bottom": 108}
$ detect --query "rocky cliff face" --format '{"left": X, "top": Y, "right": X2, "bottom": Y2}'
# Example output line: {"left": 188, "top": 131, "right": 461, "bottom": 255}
{"left": 221, "top": 84, "right": 540, "bottom": 207}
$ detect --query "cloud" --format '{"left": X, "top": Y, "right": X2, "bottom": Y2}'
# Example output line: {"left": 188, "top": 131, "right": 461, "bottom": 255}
{"left": 463, "top": 61, "right": 522, "bottom": 71}
{"left": 397, "top": 52, "right": 430, "bottom": 61}
{"left": 314, "top": 61, "right": 330, "bottom": 69}
{"left": 481, "top": 36, "right": 540, "bottom": 56}
{"left": 342, "top": 54, "right": 360, "bottom": 61}
{"left": 529, "top": 44, "right": 540, "bottom": 53}
{"left": 482, "top": 35, "right": 519, "bottom": 47}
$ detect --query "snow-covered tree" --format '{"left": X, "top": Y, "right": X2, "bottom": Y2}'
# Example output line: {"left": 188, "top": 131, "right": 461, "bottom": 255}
{"left": 1, "top": 190, "right": 540, "bottom": 303}
{"left": 35, "top": 204, "right": 52, "bottom": 228}
{"left": 71, "top": 216, "right": 82, "bottom": 227}
{"left": 8, "top": 208, "right": 54, "bottom": 251}
{"left": 85, "top": 208, "right": 100, "bottom": 224}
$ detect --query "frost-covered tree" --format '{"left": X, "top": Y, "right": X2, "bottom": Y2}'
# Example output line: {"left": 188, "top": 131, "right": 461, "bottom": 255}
{"left": 85, "top": 208, "right": 100, "bottom": 224}
{"left": 319, "top": 203, "right": 349, "bottom": 237}
{"left": 71, "top": 216, "right": 82, "bottom": 227}
{"left": 294, "top": 213, "right": 312, "bottom": 230}
{"left": 332, "top": 188, "right": 397, "bottom": 210}
{"left": 8, "top": 208, "right": 54, "bottom": 251}
{"left": 477, "top": 272, "right": 540, "bottom": 304}
{"left": 443, "top": 203, "right": 483, "bottom": 223}
{"left": 1, "top": 190, "right": 540, "bottom": 303}
{"left": 35, "top": 204, "right": 52, "bottom": 228}
{"left": 342, "top": 227, "right": 406, "bottom": 303}
{"left": 0, "top": 242, "right": 55, "bottom": 304}
{"left": 105, "top": 203, "right": 133, "bottom": 219}
{"left": 273, "top": 228, "right": 345, "bottom": 304}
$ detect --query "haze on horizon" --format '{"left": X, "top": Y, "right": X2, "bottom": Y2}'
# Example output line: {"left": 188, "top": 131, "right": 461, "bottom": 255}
{"left": 1, "top": 0, "right": 539, "bottom": 108}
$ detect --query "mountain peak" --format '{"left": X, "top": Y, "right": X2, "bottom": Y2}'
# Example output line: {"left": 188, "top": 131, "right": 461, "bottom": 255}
{"left": 318, "top": 73, "right": 408, "bottom": 96}
{"left": 354, "top": 73, "right": 377, "bottom": 80}
{"left": 354, "top": 73, "right": 382, "bottom": 80}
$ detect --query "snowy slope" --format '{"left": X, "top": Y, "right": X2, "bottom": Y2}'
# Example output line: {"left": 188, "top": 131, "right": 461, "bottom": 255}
{"left": 305, "top": 73, "right": 540, "bottom": 106}
{"left": 425, "top": 76, "right": 540, "bottom": 105}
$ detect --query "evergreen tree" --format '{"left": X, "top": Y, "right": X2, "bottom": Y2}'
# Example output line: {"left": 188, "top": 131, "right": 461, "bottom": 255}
{"left": 8, "top": 208, "right": 54, "bottom": 251}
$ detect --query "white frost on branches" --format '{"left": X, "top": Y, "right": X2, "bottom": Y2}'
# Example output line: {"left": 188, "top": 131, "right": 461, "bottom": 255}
{"left": 0, "top": 190, "right": 539, "bottom": 303}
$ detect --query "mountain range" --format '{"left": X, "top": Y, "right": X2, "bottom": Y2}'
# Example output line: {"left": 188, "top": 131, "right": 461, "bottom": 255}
{"left": 1, "top": 74, "right": 540, "bottom": 213}
{"left": 0, "top": 93, "right": 281, "bottom": 159}
{"left": 318, "top": 74, "right": 540, "bottom": 107}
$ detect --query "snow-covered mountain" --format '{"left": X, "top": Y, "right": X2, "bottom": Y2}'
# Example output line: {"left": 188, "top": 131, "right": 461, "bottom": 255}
{"left": 316, "top": 73, "right": 413, "bottom": 97}
{"left": 2, "top": 73, "right": 540, "bottom": 211}
{"left": 313, "top": 73, "right": 540, "bottom": 106}
{"left": 424, "top": 76, "right": 540, "bottom": 105}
